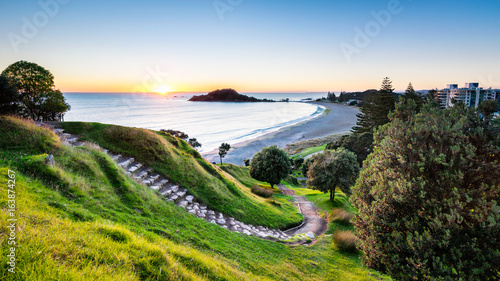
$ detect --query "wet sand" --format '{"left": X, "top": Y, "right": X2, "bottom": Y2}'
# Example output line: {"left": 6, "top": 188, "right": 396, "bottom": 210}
{"left": 201, "top": 102, "right": 359, "bottom": 165}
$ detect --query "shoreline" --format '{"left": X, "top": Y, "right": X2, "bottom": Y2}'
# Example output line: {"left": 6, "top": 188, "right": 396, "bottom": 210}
{"left": 200, "top": 102, "right": 327, "bottom": 156}
{"left": 202, "top": 102, "right": 359, "bottom": 165}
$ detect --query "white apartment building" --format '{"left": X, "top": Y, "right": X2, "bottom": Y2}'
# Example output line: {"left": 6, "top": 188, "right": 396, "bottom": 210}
{"left": 436, "top": 83, "right": 497, "bottom": 108}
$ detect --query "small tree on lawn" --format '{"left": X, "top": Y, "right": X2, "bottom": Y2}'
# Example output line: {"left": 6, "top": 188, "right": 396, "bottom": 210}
{"left": 218, "top": 143, "right": 230, "bottom": 165}
{"left": 249, "top": 145, "right": 291, "bottom": 188}
{"left": 307, "top": 148, "right": 359, "bottom": 202}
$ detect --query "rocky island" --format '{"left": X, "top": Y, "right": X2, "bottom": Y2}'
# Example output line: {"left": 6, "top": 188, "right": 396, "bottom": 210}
{"left": 189, "top": 88, "right": 274, "bottom": 102}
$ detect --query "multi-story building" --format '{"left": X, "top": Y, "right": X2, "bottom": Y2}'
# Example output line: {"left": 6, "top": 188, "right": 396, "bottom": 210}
{"left": 436, "top": 83, "right": 497, "bottom": 108}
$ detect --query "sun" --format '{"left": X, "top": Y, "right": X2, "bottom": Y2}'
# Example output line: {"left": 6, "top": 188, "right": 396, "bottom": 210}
{"left": 153, "top": 84, "right": 174, "bottom": 95}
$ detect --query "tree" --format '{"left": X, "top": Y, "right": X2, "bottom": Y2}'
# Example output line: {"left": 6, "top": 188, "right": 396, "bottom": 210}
{"left": 0, "top": 75, "right": 20, "bottom": 115}
{"left": 188, "top": 138, "right": 202, "bottom": 149}
{"left": 352, "top": 78, "right": 396, "bottom": 134}
{"left": 478, "top": 99, "right": 499, "bottom": 123}
{"left": 401, "top": 82, "right": 423, "bottom": 112}
{"left": 351, "top": 105, "right": 500, "bottom": 280}
{"left": 327, "top": 92, "right": 337, "bottom": 102}
{"left": 249, "top": 146, "right": 291, "bottom": 188}
{"left": 293, "top": 157, "right": 304, "bottom": 170}
{"left": 326, "top": 132, "right": 373, "bottom": 166}
{"left": 218, "top": 143, "right": 231, "bottom": 165}
{"left": 307, "top": 148, "right": 360, "bottom": 201}
{"left": 1, "top": 60, "right": 70, "bottom": 121}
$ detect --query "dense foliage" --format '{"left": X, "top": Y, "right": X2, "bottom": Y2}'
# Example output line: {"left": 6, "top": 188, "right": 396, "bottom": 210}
{"left": 351, "top": 103, "right": 500, "bottom": 280}
{"left": 326, "top": 132, "right": 373, "bottom": 166}
{"left": 1, "top": 60, "right": 70, "bottom": 121}
{"left": 307, "top": 148, "right": 359, "bottom": 201}
{"left": 249, "top": 145, "right": 291, "bottom": 188}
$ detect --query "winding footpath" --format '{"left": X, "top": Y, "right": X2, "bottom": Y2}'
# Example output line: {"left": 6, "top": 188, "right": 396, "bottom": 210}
{"left": 37, "top": 122, "right": 327, "bottom": 244}
{"left": 278, "top": 184, "right": 328, "bottom": 239}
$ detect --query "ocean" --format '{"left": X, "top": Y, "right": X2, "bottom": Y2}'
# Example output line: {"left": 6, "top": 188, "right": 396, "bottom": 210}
{"left": 63, "top": 92, "right": 327, "bottom": 153}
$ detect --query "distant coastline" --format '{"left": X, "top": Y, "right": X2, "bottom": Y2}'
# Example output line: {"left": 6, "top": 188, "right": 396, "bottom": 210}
{"left": 189, "top": 88, "right": 275, "bottom": 102}
{"left": 202, "top": 102, "right": 360, "bottom": 165}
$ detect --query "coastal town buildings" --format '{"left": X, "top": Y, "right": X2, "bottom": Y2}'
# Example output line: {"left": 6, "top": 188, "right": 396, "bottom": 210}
{"left": 436, "top": 83, "right": 497, "bottom": 108}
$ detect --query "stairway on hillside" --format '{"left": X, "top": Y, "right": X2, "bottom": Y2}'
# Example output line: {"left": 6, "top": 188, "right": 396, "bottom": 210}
{"left": 47, "top": 126, "right": 292, "bottom": 240}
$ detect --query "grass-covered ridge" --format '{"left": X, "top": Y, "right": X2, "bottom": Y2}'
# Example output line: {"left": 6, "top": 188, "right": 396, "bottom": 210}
{"left": 59, "top": 121, "right": 301, "bottom": 229}
{"left": 0, "top": 116, "right": 388, "bottom": 280}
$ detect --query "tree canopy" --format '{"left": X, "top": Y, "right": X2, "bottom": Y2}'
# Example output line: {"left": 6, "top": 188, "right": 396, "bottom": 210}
{"left": 351, "top": 104, "right": 500, "bottom": 280}
{"left": 307, "top": 148, "right": 359, "bottom": 201}
{"left": 1, "top": 61, "right": 70, "bottom": 121}
{"left": 249, "top": 146, "right": 291, "bottom": 188}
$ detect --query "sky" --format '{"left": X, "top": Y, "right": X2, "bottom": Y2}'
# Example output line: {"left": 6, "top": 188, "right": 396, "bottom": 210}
{"left": 1, "top": 0, "right": 500, "bottom": 93}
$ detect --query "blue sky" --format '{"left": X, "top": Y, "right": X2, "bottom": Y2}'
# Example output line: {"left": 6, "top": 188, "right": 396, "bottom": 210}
{"left": 1, "top": 0, "right": 499, "bottom": 93}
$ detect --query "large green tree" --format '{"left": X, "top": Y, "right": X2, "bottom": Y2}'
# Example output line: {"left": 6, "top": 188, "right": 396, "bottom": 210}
{"left": 352, "top": 77, "right": 396, "bottom": 134}
{"left": 1, "top": 61, "right": 70, "bottom": 121}
{"left": 307, "top": 148, "right": 360, "bottom": 201}
{"left": 249, "top": 146, "right": 291, "bottom": 188}
{"left": 351, "top": 105, "right": 500, "bottom": 280}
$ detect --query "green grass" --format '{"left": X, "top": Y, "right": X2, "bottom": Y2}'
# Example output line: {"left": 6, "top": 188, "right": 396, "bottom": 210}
{"left": 0, "top": 117, "right": 389, "bottom": 280}
{"left": 59, "top": 121, "right": 301, "bottom": 230}
{"left": 293, "top": 144, "right": 327, "bottom": 159}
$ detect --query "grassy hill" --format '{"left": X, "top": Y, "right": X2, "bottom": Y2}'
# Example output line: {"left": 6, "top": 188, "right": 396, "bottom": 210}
{"left": 0, "top": 116, "right": 389, "bottom": 280}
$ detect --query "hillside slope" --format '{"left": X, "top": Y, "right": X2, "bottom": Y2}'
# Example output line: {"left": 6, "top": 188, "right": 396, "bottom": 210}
{"left": 0, "top": 116, "right": 388, "bottom": 280}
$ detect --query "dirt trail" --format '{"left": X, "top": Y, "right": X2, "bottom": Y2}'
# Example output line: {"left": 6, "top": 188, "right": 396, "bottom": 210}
{"left": 278, "top": 184, "right": 327, "bottom": 238}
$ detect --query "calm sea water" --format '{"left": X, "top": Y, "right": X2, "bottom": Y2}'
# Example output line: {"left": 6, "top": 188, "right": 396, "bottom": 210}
{"left": 63, "top": 92, "right": 327, "bottom": 153}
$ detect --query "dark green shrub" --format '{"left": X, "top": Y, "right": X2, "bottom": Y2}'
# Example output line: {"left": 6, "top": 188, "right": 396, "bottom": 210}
{"left": 351, "top": 105, "right": 500, "bottom": 280}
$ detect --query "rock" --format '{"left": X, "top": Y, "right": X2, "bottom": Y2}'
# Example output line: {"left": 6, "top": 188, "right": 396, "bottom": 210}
{"left": 177, "top": 201, "right": 188, "bottom": 208}
{"left": 186, "top": 195, "right": 194, "bottom": 203}
{"left": 216, "top": 219, "right": 226, "bottom": 225}
{"left": 45, "top": 154, "right": 55, "bottom": 166}
{"left": 160, "top": 188, "right": 172, "bottom": 196}
{"left": 305, "top": 232, "right": 316, "bottom": 240}
{"left": 242, "top": 230, "right": 252, "bottom": 236}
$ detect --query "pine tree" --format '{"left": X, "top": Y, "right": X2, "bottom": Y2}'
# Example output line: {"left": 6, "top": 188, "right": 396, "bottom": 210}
{"left": 401, "top": 82, "right": 423, "bottom": 112}
{"left": 352, "top": 78, "right": 396, "bottom": 134}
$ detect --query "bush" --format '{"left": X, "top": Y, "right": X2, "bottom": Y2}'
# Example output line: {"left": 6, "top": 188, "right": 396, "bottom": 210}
{"left": 251, "top": 185, "right": 274, "bottom": 198}
{"left": 351, "top": 105, "right": 500, "bottom": 280}
{"left": 333, "top": 231, "right": 358, "bottom": 253}
{"left": 328, "top": 208, "right": 354, "bottom": 225}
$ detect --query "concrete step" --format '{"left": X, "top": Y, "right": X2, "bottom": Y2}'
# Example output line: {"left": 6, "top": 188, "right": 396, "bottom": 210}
{"left": 127, "top": 163, "right": 142, "bottom": 173}
{"left": 118, "top": 158, "right": 134, "bottom": 168}
{"left": 133, "top": 170, "right": 149, "bottom": 180}
{"left": 111, "top": 154, "right": 122, "bottom": 161}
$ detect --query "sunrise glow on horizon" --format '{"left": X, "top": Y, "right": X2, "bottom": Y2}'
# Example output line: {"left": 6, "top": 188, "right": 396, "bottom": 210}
{"left": 2, "top": 1, "right": 500, "bottom": 93}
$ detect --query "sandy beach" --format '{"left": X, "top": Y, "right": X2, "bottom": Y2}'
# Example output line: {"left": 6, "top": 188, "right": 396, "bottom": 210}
{"left": 202, "top": 102, "right": 360, "bottom": 165}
